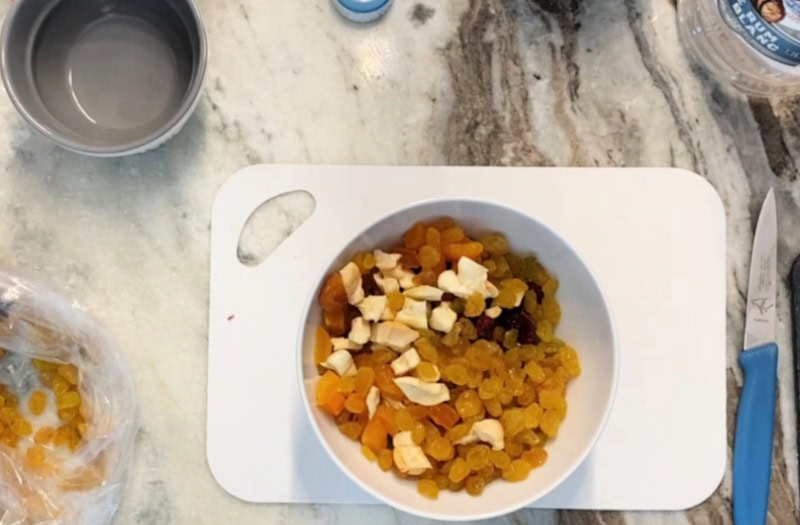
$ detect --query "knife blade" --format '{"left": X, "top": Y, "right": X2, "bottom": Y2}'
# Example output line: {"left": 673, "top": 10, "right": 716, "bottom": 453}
{"left": 733, "top": 188, "right": 779, "bottom": 525}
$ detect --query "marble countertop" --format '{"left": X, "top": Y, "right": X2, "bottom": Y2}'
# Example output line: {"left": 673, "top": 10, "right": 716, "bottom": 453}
{"left": 1, "top": 0, "right": 799, "bottom": 523}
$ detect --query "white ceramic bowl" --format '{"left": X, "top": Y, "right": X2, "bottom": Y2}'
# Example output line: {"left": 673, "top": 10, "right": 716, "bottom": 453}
{"left": 297, "top": 199, "right": 619, "bottom": 521}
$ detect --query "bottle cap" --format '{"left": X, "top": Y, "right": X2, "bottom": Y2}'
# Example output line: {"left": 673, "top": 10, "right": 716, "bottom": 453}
{"left": 333, "top": 0, "right": 393, "bottom": 23}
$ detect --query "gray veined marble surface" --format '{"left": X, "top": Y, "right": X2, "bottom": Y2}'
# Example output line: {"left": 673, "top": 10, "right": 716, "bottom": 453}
{"left": 1, "top": 0, "right": 799, "bottom": 523}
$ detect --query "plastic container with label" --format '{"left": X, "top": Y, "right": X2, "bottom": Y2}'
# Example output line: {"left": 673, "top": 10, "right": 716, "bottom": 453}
{"left": 678, "top": 0, "right": 800, "bottom": 96}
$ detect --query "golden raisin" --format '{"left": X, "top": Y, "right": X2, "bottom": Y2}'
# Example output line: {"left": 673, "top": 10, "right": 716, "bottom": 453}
{"left": 441, "top": 227, "right": 465, "bottom": 245}
{"left": 466, "top": 444, "right": 490, "bottom": 471}
{"left": 465, "top": 475, "right": 486, "bottom": 496}
{"left": 442, "top": 242, "right": 484, "bottom": 262}
{"left": 418, "top": 479, "right": 439, "bottom": 499}
{"left": 24, "top": 445, "right": 47, "bottom": 470}
{"left": 522, "top": 447, "right": 548, "bottom": 469}
{"left": 354, "top": 367, "right": 375, "bottom": 396}
{"left": 502, "top": 459, "right": 532, "bottom": 482}
{"left": 448, "top": 457, "right": 470, "bottom": 483}
{"left": 416, "top": 362, "right": 440, "bottom": 382}
{"left": 11, "top": 418, "right": 32, "bottom": 437}
{"left": 489, "top": 449, "right": 512, "bottom": 470}
{"left": 338, "top": 421, "right": 363, "bottom": 440}
{"left": 386, "top": 290, "right": 405, "bottom": 313}
{"left": 415, "top": 338, "right": 439, "bottom": 364}
{"left": 425, "top": 228, "right": 441, "bottom": 249}
{"left": 403, "top": 222, "right": 427, "bottom": 250}
{"left": 480, "top": 233, "right": 509, "bottom": 255}
{"left": 34, "top": 426, "right": 55, "bottom": 445}
{"left": 426, "top": 437, "right": 455, "bottom": 461}
{"left": 362, "top": 444, "right": 377, "bottom": 461}
{"left": 442, "top": 364, "right": 468, "bottom": 386}
{"left": 463, "top": 292, "right": 486, "bottom": 318}
{"left": 396, "top": 409, "right": 416, "bottom": 432}
{"left": 28, "top": 391, "right": 47, "bottom": 416}
{"left": 377, "top": 449, "right": 393, "bottom": 471}
{"left": 455, "top": 390, "right": 482, "bottom": 419}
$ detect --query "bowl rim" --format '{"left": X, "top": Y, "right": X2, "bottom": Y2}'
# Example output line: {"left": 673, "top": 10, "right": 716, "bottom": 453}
{"left": 295, "top": 197, "right": 620, "bottom": 521}
{"left": 0, "top": 0, "right": 208, "bottom": 157}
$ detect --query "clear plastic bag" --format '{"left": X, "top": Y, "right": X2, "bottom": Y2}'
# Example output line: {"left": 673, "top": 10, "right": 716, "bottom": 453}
{"left": 0, "top": 266, "right": 137, "bottom": 525}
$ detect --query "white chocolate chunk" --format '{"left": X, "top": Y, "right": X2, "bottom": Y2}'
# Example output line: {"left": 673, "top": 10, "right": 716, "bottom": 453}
{"left": 374, "top": 250, "right": 402, "bottom": 271}
{"left": 321, "top": 350, "right": 357, "bottom": 377}
{"left": 472, "top": 419, "right": 505, "bottom": 450}
{"left": 457, "top": 257, "right": 488, "bottom": 288}
{"left": 485, "top": 306, "right": 502, "bottom": 319}
{"left": 404, "top": 285, "right": 445, "bottom": 302}
{"left": 348, "top": 317, "right": 371, "bottom": 345}
{"left": 393, "top": 446, "right": 432, "bottom": 475}
{"left": 437, "top": 270, "right": 471, "bottom": 298}
{"left": 339, "top": 262, "right": 365, "bottom": 305}
{"left": 366, "top": 386, "right": 380, "bottom": 420}
{"left": 429, "top": 302, "right": 457, "bottom": 333}
{"left": 374, "top": 274, "right": 400, "bottom": 294}
{"left": 331, "top": 338, "right": 362, "bottom": 351}
{"left": 357, "top": 295, "right": 387, "bottom": 322}
{"left": 393, "top": 377, "right": 450, "bottom": 406}
{"left": 384, "top": 265, "right": 416, "bottom": 289}
{"left": 395, "top": 298, "right": 428, "bottom": 330}
{"left": 371, "top": 321, "right": 420, "bottom": 350}
{"left": 393, "top": 431, "right": 415, "bottom": 448}
{"left": 391, "top": 348, "right": 421, "bottom": 376}
{"left": 455, "top": 419, "right": 505, "bottom": 450}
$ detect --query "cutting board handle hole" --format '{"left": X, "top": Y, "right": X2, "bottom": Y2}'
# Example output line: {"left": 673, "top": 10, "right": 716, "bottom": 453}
{"left": 237, "top": 190, "right": 316, "bottom": 267}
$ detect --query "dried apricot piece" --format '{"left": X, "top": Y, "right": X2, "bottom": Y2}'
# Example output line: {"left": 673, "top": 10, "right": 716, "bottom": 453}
{"left": 323, "top": 309, "right": 346, "bottom": 337}
{"left": 345, "top": 393, "right": 367, "bottom": 414}
{"left": 430, "top": 403, "right": 459, "bottom": 429}
{"left": 375, "top": 365, "right": 405, "bottom": 400}
{"left": 316, "top": 371, "right": 346, "bottom": 416}
{"left": 361, "top": 418, "right": 388, "bottom": 453}
{"left": 314, "top": 327, "right": 333, "bottom": 365}
{"left": 318, "top": 273, "right": 348, "bottom": 312}
{"left": 375, "top": 404, "right": 399, "bottom": 435}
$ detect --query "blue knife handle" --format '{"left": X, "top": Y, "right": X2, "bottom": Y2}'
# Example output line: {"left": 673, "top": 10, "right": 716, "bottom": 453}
{"left": 733, "top": 342, "right": 778, "bottom": 525}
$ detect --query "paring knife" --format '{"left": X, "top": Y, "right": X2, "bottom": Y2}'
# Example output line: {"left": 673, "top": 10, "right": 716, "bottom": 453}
{"left": 790, "top": 254, "right": 800, "bottom": 512}
{"left": 733, "top": 188, "right": 778, "bottom": 525}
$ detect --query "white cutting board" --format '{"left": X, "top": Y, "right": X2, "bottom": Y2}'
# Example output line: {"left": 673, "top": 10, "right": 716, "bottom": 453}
{"left": 207, "top": 165, "right": 727, "bottom": 511}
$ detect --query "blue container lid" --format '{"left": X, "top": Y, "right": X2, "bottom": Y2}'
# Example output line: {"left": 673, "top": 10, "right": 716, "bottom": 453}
{"left": 334, "top": 0, "right": 393, "bottom": 22}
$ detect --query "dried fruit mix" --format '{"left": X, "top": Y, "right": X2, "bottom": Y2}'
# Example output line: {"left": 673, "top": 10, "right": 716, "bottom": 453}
{"left": 314, "top": 218, "right": 580, "bottom": 499}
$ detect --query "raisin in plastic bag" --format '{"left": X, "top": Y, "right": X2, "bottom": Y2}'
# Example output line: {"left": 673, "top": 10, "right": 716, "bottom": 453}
{"left": 0, "top": 266, "right": 137, "bottom": 525}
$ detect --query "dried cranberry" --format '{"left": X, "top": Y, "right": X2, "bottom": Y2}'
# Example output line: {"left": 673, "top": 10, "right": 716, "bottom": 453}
{"left": 499, "top": 308, "right": 540, "bottom": 345}
{"left": 362, "top": 272, "right": 381, "bottom": 296}
{"left": 475, "top": 315, "right": 496, "bottom": 340}
{"left": 529, "top": 282, "right": 544, "bottom": 305}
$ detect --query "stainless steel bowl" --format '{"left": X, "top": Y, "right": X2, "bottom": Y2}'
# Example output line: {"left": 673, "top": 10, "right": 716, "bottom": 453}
{"left": 1, "top": 0, "right": 207, "bottom": 157}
